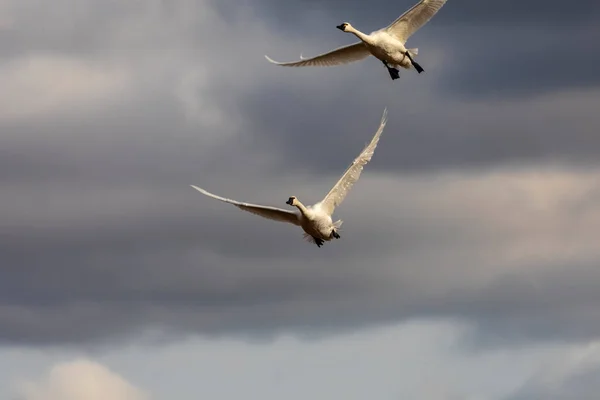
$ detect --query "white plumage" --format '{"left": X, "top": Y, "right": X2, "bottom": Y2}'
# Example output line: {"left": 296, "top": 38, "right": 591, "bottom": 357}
{"left": 265, "top": 0, "right": 447, "bottom": 80}
{"left": 190, "top": 108, "right": 388, "bottom": 248}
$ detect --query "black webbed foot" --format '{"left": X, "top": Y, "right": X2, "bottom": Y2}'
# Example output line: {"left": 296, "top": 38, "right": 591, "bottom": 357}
{"left": 313, "top": 237, "right": 324, "bottom": 247}
{"left": 332, "top": 231, "right": 340, "bottom": 239}
{"left": 387, "top": 67, "right": 400, "bottom": 80}
{"left": 405, "top": 52, "right": 424, "bottom": 73}
{"left": 382, "top": 60, "right": 400, "bottom": 80}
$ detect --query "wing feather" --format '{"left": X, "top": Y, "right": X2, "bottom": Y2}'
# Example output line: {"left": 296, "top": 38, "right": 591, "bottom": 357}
{"left": 190, "top": 185, "right": 301, "bottom": 226}
{"left": 383, "top": 0, "right": 447, "bottom": 43}
{"left": 319, "top": 108, "right": 388, "bottom": 216}
{"left": 265, "top": 42, "right": 370, "bottom": 67}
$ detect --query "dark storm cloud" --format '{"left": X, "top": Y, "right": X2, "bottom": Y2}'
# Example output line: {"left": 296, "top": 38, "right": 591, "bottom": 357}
{"left": 2, "top": 0, "right": 600, "bottom": 349}
{"left": 236, "top": 70, "right": 600, "bottom": 173}
{"left": 438, "top": 262, "right": 600, "bottom": 346}
{"left": 3, "top": 149, "right": 600, "bottom": 347}
{"left": 0, "top": 192, "right": 390, "bottom": 345}
{"left": 239, "top": 0, "right": 600, "bottom": 30}
{"left": 221, "top": 0, "right": 600, "bottom": 174}
{"left": 5, "top": 221, "right": 600, "bottom": 347}
{"left": 437, "top": 23, "right": 600, "bottom": 98}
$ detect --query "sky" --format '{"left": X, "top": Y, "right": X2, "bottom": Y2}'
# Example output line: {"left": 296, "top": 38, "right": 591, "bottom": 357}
{"left": 1, "top": 0, "right": 600, "bottom": 398}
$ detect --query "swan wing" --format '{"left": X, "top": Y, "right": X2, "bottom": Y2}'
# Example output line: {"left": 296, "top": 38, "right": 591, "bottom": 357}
{"left": 265, "top": 42, "right": 370, "bottom": 67}
{"left": 190, "top": 185, "right": 301, "bottom": 226}
{"left": 383, "top": 0, "right": 447, "bottom": 42}
{"left": 319, "top": 108, "right": 388, "bottom": 216}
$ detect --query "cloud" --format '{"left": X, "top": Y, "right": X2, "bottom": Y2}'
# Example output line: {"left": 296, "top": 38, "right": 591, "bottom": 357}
{"left": 246, "top": 0, "right": 600, "bottom": 27}
{"left": 437, "top": 24, "right": 600, "bottom": 99}
{"left": 2, "top": 165, "right": 600, "bottom": 345}
{"left": 1, "top": 0, "right": 600, "bottom": 348}
{"left": 240, "top": 0, "right": 600, "bottom": 99}
{"left": 14, "top": 359, "right": 148, "bottom": 400}
{"left": 0, "top": 55, "right": 131, "bottom": 121}
{"left": 506, "top": 341, "right": 600, "bottom": 400}
{"left": 239, "top": 84, "right": 600, "bottom": 173}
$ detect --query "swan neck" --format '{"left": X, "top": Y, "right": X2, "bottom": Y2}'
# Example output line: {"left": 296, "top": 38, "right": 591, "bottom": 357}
{"left": 348, "top": 27, "right": 369, "bottom": 43}
{"left": 294, "top": 201, "right": 310, "bottom": 216}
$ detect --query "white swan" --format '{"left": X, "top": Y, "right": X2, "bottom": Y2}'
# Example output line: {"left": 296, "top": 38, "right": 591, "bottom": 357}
{"left": 190, "top": 108, "right": 388, "bottom": 248}
{"left": 265, "top": 0, "right": 447, "bottom": 80}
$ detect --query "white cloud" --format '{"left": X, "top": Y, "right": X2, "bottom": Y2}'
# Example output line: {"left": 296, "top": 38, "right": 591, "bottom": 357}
{"left": 15, "top": 359, "right": 148, "bottom": 400}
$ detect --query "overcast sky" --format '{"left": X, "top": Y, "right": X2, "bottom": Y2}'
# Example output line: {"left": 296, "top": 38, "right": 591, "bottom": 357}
{"left": 2, "top": 0, "right": 600, "bottom": 398}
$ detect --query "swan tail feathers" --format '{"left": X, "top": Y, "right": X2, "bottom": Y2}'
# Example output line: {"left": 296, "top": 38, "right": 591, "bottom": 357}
{"left": 303, "top": 233, "right": 317, "bottom": 244}
{"left": 333, "top": 220, "right": 343, "bottom": 230}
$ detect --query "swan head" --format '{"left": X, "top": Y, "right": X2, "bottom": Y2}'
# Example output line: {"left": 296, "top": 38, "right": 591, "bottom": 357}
{"left": 336, "top": 22, "right": 351, "bottom": 32}
{"left": 286, "top": 196, "right": 298, "bottom": 206}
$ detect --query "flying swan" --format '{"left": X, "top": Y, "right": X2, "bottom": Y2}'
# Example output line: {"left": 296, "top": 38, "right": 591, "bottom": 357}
{"left": 190, "top": 108, "right": 388, "bottom": 248}
{"left": 265, "top": 0, "right": 447, "bottom": 80}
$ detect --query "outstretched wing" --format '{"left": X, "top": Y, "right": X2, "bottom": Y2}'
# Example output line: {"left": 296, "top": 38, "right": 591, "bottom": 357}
{"left": 190, "top": 185, "right": 301, "bottom": 226}
{"left": 382, "top": 0, "right": 447, "bottom": 43}
{"left": 319, "top": 108, "right": 388, "bottom": 216}
{"left": 265, "top": 42, "right": 370, "bottom": 67}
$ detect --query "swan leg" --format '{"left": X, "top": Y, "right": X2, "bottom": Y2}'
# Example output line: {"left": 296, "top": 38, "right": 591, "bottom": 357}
{"left": 405, "top": 52, "right": 424, "bottom": 74}
{"left": 313, "top": 237, "right": 324, "bottom": 247}
{"left": 382, "top": 60, "right": 400, "bottom": 80}
{"left": 332, "top": 230, "right": 341, "bottom": 239}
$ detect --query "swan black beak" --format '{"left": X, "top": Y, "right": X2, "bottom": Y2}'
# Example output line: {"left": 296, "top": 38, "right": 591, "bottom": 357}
{"left": 286, "top": 199, "right": 293, "bottom": 205}
{"left": 336, "top": 24, "right": 345, "bottom": 31}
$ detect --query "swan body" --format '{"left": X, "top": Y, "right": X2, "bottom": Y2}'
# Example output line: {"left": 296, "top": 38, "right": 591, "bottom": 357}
{"left": 265, "top": 0, "right": 447, "bottom": 80}
{"left": 190, "top": 108, "right": 388, "bottom": 248}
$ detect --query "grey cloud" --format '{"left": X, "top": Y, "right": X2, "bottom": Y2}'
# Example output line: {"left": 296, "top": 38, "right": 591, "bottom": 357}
{"left": 505, "top": 344, "right": 600, "bottom": 400}
{"left": 71, "top": 0, "right": 600, "bottom": 174}
{"left": 0, "top": 1, "right": 132, "bottom": 59}
{"left": 241, "top": 0, "right": 600, "bottom": 31}
{"left": 437, "top": 24, "right": 600, "bottom": 99}
{"left": 4, "top": 166, "right": 600, "bottom": 346}
{"left": 222, "top": 0, "right": 600, "bottom": 173}
{"left": 234, "top": 0, "right": 600, "bottom": 99}
{"left": 238, "top": 73, "right": 600, "bottom": 173}
{"left": 2, "top": 0, "right": 600, "bottom": 348}
{"left": 438, "top": 263, "right": 600, "bottom": 346}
